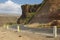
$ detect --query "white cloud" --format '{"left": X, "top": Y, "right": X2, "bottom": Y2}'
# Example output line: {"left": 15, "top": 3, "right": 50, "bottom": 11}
{"left": 0, "top": 0, "right": 22, "bottom": 16}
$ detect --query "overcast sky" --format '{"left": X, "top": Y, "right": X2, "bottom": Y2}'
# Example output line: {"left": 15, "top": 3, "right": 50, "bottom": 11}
{"left": 0, "top": 0, "right": 43, "bottom": 16}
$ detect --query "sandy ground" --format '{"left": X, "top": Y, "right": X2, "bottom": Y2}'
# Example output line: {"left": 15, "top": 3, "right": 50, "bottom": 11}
{"left": 0, "top": 27, "right": 60, "bottom": 40}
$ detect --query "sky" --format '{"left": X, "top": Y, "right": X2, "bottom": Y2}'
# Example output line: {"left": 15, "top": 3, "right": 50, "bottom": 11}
{"left": 0, "top": 0, "right": 43, "bottom": 16}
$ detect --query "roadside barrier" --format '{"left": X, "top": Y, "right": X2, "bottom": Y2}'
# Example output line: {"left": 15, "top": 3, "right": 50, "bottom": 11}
{"left": 3, "top": 24, "right": 58, "bottom": 38}
{"left": 3, "top": 24, "right": 21, "bottom": 32}
{"left": 53, "top": 26, "right": 57, "bottom": 38}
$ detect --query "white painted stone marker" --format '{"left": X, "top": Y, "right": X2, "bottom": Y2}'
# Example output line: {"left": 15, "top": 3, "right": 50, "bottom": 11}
{"left": 53, "top": 26, "right": 57, "bottom": 38}
{"left": 17, "top": 25, "right": 20, "bottom": 32}
{"left": 7, "top": 25, "right": 9, "bottom": 29}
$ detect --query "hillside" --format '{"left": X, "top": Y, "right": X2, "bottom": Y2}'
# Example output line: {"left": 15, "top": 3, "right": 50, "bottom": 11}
{"left": 17, "top": 0, "right": 60, "bottom": 26}
{"left": 17, "top": 3, "right": 42, "bottom": 24}
{"left": 0, "top": 15, "right": 20, "bottom": 26}
{"left": 29, "top": 0, "right": 60, "bottom": 24}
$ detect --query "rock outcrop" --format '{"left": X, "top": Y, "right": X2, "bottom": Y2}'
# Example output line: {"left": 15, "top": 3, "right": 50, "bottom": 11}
{"left": 17, "top": 0, "right": 60, "bottom": 26}
{"left": 29, "top": 0, "right": 60, "bottom": 24}
{"left": 17, "top": 4, "right": 42, "bottom": 24}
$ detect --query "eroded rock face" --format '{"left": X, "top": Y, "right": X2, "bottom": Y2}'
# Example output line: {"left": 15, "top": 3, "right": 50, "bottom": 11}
{"left": 21, "top": 4, "right": 41, "bottom": 18}
{"left": 17, "top": 4, "right": 41, "bottom": 24}
{"left": 17, "top": 0, "right": 60, "bottom": 25}
{"left": 29, "top": 0, "right": 60, "bottom": 24}
{"left": 49, "top": 0, "right": 60, "bottom": 12}
{"left": 49, "top": 9, "right": 60, "bottom": 20}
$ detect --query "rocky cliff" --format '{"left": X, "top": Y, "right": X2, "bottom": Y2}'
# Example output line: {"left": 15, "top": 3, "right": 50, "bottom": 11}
{"left": 17, "top": 4, "right": 42, "bottom": 24}
{"left": 29, "top": 0, "right": 60, "bottom": 26}
{"left": 17, "top": 0, "right": 60, "bottom": 26}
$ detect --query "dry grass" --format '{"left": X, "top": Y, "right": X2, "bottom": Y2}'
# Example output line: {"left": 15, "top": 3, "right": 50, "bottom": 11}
{"left": 25, "top": 22, "right": 60, "bottom": 28}
{"left": 26, "top": 23, "right": 40, "bottom": 28}
{"left": 25, "top": 23, "right": 51, "bottom": 28}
